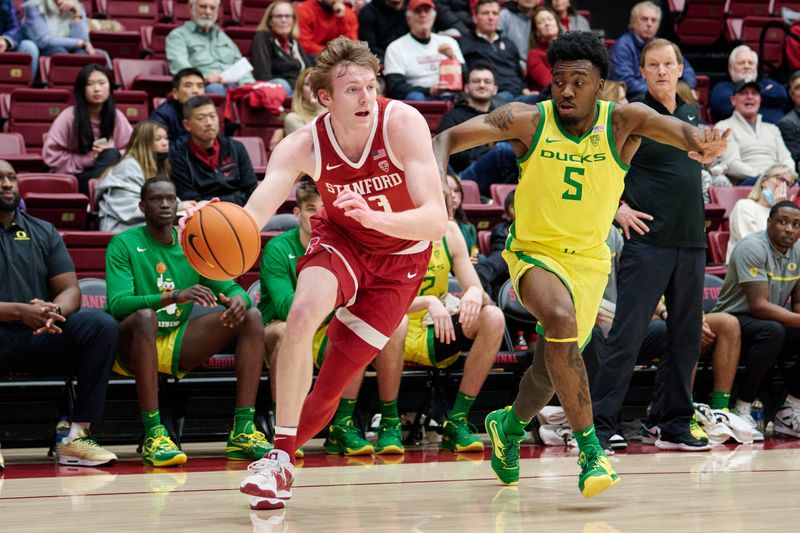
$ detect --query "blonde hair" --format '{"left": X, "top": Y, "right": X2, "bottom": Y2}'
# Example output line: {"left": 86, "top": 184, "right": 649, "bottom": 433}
{"left": 600, "top": 80, "right": 627, "bottom": 103}
{"left": 291, "top": 68, "right": 323, "bottom": 124}
{"left": 256, "top": 1, "right": 299, "bottom": 39}
{"left": 125, "top": 121, "right": 170, "bottom": 180}
{"left": 748, "top": 164, "right": 796, "bottom": 201}
{"left": 308, "top": 37, "right": 380, "bottom": 99}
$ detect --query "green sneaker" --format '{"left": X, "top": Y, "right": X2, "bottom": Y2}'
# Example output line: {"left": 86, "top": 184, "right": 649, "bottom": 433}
{"left": 142, "top": 426, "right": 187, "bottom": 467}
{"left": 485, "top": 407, "right": 525, "bottom": 485}
{"left": 690, "top": 415, "right": 709, "bottom": 443}
{"left": 226, "top": 422, "right": 272, "bottom": 460}
{"left": 577, "top": 448, "right": 620, "bottom": 498}
{"left": 374, "top": 419, "right": 405, "bottom": 455}
{"left": 441, "top": 416, "right": 484, "bottom": 453}
{"left": 324, "top": 420, "right": 374, "bottom": 456}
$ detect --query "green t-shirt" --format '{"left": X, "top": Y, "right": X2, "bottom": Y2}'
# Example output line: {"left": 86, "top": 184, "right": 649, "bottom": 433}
{"left": 105, "top": 226, "right": 249, "bottom": 336}
{"left": 259, "top": 227, "right": 306, "bottom": 324}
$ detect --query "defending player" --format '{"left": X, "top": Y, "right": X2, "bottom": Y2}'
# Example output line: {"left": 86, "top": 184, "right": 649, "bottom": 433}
{"left": 433, "top": 31, "right": 728, "bottom": 498}
{"left": 229, "top": 37, "right": 448, "bottom": 509}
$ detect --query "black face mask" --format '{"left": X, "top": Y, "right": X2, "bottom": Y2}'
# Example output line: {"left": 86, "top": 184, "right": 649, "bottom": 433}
{"left": 155, "top": 151, "right": 169, "bottom": 162}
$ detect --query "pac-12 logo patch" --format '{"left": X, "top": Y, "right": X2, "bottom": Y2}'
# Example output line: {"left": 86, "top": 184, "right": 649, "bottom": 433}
{"left": 378, "top": 160, "right": 389, "bottom": 173}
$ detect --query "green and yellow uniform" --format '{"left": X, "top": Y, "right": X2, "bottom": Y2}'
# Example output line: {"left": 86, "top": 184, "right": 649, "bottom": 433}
{"left": 404, "top": 238, "right": 461, "bottom": 368}
{"left": 504, "top": 99, "right": 629, "bottom": 348}
{"left": 106, "top": 226, "right": 250, "bottom": 378}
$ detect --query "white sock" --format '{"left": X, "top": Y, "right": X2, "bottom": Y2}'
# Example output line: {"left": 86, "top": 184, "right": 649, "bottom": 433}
{"left": 734, "top": 400, "right": 751, "bottom": 416}
{"left": 784, "top": 395, "right": 800, "bottom": 409}
{"left": 67, "top": 422, "right": 89, "bottom": 442}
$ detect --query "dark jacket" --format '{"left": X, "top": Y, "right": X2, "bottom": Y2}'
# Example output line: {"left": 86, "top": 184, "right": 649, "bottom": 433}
{"left": 475, "top": 219, "right": 510, "bottom": 300}
{"left": 709, "top": 77, "right": 788, "bottom": 124}
{"left": 459, "top": 31, "right": 524, "bottom": 95}
{"left": 0, "top": 0, "right": 22, "bottom": 47}
{"left": 357, "top": 0, "right": 409, "bottom": 61}
{"left": 435, "top": 0, "right": 472, "bottom": 36}
{"left": 171, "top": 135, "right": 257, "bottom": 206}
{"left": 778, "top": 107, "right": 800, "bottom": 163}
{"left": 150, "top": 99, "right": 189, "bottom": 144}
{"left": 250, "top": 31, "right": 311, "bottom": 87}
{"left": 437, "top": 98, "right": 493, "bottom": 171}
{"left": 609, "top": 30, "right": 697, "bottom": 97}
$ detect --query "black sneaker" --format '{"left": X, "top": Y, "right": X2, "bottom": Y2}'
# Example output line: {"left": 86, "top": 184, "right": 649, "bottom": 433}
{"left": 655, "top": 432, "right": 711, "bottom": 451}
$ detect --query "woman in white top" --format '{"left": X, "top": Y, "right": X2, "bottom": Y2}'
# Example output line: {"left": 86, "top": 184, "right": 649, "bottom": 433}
{"left": 727, "top": 164, "right": 795, "bottom": 262}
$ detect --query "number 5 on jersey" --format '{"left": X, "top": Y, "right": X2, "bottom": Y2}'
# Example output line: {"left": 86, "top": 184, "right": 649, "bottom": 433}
{"left": 562, "top": 166, "right": 584, "bottom": 201}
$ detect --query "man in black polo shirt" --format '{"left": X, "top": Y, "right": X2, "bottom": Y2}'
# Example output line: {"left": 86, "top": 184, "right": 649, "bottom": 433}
{"left": 591, "top": 39, "right": 711, "bottom": 452}
{"left": 0, "top": 160, "right": 119, "bottom": 468}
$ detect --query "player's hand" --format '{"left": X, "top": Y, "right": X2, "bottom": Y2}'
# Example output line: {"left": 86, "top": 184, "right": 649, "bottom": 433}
{"left": 333, "top": 190, "right": 380, "bottom": 229}
{"left": 175, "top": 285, "right": 217, "bottom": 307}
{"left": 428, "top": 297, "right": 455, "bottom": 344}
{"left": 458, "top": 286, "right": 482, "bottom": 330}
{"left": 218, "top": 293, "right": 246, "bottom": 328}
{"left": 688, "top": 127, "right": 730, "bottom": 164}
{"left": 178, "top": 197, "right": 219, "bottom": 244}
{"left": 615, "top": 203, "right": 653, "bottom": 240}
{"left": 700, "top": 317, "right": 716, "bottom": 352}
{"left": 23, "top": 299, "right": 66, "bottom": 334}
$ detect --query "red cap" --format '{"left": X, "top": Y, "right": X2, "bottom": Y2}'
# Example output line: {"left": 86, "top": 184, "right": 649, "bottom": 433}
{"left": 408, "top": 0, "right": 435, "bottom": 11}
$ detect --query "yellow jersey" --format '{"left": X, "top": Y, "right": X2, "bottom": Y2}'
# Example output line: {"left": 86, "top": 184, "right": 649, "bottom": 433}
{"left": 408, "top": 238, "right": 453, "bottom": 322}
{"left": 512, "top": 99, "right": 629, "bottom": 256}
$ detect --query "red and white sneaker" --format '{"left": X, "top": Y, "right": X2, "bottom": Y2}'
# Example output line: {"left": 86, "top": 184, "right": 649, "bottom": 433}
{"left": 241, "top": 450, "right": 295, "bottom": 510}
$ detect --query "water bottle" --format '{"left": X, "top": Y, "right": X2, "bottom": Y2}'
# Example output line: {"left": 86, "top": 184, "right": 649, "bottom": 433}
{"left": 751, "top": 399, "right": 765, "bottom": 434}
{"left": 514, "top": 331, "right": 528, "bottom": 351}
{"left": 55, "top": 416, "right": 70, "bottom": 446}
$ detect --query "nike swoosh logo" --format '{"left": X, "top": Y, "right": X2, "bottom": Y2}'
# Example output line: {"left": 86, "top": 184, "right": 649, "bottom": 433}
{"left": 326, "top": 163, "right": 343, "bottom": 171}
{"left": 288, "top": 254, "right": 296, "bottom": 259}
{"left": 488, "top": 421, "right": 505, "bottom": 460}
{"left": 148, "top": 412, "right": 158, "bottom": 417}
{"left": 582, "top": 429, "right": 593, "bottom": 437}
{"left": 187, "top": 234, "right": 215, "bottom": 269}
{"left": 136, "top": 247, "right": 147, "bottom": 252}
{"left": 407, "top": 271, "right": 417, "bottom": 279}
{"left": 544, "top": 138, "right": 560, "bottom": 143}
{"left": 687, "top": 115, "right": 696, "bottom": 121}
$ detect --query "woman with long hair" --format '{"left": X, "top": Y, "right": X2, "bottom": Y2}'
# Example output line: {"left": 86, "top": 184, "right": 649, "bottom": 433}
{"left": 95, "top": 121, "right": 194, "bottom": 232}
{"left": 544, "top": 0, "right": 590, "bottom": 32}
{"left": 250, "top": 0, "right": 311, "bottom": 95}
{"left": 526, "top": 6, "right": 564, "bottom": 93}
{"left": 42, "top": 63, "right": 132, "bottom": 193}
{"left": 283, "top": 67, "right": 325, "bottom": 135}
{"left": 447, "top": 174, "right": 479, "bottom": 262}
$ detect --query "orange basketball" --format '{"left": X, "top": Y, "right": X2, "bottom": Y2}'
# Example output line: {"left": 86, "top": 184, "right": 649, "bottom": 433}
{"left": 181, "top": 202, "right": 261, "bottom": 281}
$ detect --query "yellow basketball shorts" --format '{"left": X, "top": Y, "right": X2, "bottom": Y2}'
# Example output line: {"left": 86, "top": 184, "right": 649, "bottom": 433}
{"left": 502, "top": 239, "right": 610, "bottom": 350}
{"left": 403, "top": 316, "right": 463, "bottom": 369}
{"left": 112, "top": 321, "right": 190, "bottom": 379}
{"left": 263, "top": 320, "right": 330, "bottom": 369}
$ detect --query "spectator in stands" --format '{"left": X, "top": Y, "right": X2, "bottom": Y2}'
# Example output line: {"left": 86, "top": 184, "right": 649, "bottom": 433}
{"left": 165, "top": 0, "right": 255, "bottom": 96}
{"left": 526, "top": 6, "right": 564, "bottom": 93}
{"left": 438, "top": 63, "right": 518, "bottom": 195}
{"left": 609, "top": 1, "right": 696, "bottom": 100}
{"left": 715, "top": 80, "right": 795, "bottom": 185}
{"left": 295, "top": 0, "right": 358, "bottom": 58}
{"left": 712, "top": 201, "right": 800, "bottom": 440}
{"left": 171, "top": 95, "right": 257, "bottom": 206}
{"left": 592, "top": 39, "right": 710, "bottom": 452}
{"left": 22, "top": 0, "right": 95, "bottom": 58}
{"left": 358, "top": 0, "right": 408, "bottom": 62}
{"left": 710, "top": 45, "right": 787, "bottom": 125}
{"left": 383, "top": 0, "right": 465, "bottom": 101}
{"left": 43, "top": 64, "right": 132, "bottom": 195}
{"left": 446, "top": 174, "right": 479, "bottom": 260}
{"left": 96, "top": 121, "right": 197, "bottom": 232}
{"left": 150, "top": 68, "right": 205, "bottom": 145}
{"left": 0, "top": 0, "right": 39, "bottom": 75}
{"left": 727, "top": 164, "right": 795, "bottom": 263}
{"left": 459, "top": 0, "right": 530, "bottom": 104}
{"left": 0, "top": 159, "right": 118, "bottom": 468}
{"left": 105, "top": 177, "right": 268, "bottom": 466}
{"left": 251, "top": 1, "right": 311, "bottom": 95}
{"left": 284, "top": 68, "right": 324, "bottom": 136}
{"left": 600, "top": 80, "right": 628, "bottom": 104}
{"left": 436, "top": 0, "right": 473, "bottom": 37}
{"left": 403, "top": 218, "right": 505, "bottom": 453}
{"left": 476, "top": 189, "right": 513, "bottom": 300}
{"left": 545, "top": 0, "right": 590, "bottom": 32}
{"left": 499, "top": 0, "right": 536, "bottom": 60}
{"left": 778, "top": 71, "right": 800, "bottom": 166}
{"left": 260, "top": 180, "right": 408, "bottom": 456}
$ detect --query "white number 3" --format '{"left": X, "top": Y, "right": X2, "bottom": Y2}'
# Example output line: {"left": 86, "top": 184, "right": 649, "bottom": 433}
{"left": 368, "top": 194, "right": 393, "bottom": 212}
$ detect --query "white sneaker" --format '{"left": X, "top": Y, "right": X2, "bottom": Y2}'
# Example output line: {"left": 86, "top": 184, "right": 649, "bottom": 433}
{"left": 609, "top": 434, "right": 628, "bottom": 450}
{"left": 250, "top": 509, "right": 287, "bottom": 533}
{"left": 538, "top": 424, "right": 576, "bottom": 447}
{"left": 774, "top": 405, "right": 800, "bottom": 438}
{"left": 56, "top": 432, "right": 117, "bottom": 467}
{"left": 241, "top": 450, "right": 295, "bottom": 510}
{"left": 0, "top": 443, "right": 4, "bottom": 470}
{"left": 732, "top": 410, "right": 765, "bottom": 442}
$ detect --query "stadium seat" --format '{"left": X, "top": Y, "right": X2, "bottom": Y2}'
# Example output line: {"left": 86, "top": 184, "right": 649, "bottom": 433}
{"left": 225, "top": 26, "right": 258, "bottom": 56}
{"left": 162, "top": 0, "right": 222, "bottom": 23}
{"left": 726, "top": 0, "right": 771, "bottom": 18}
{"left": 89, "top": 30, "right": 142, "bottom": 59}
{"left": 233, "top": 136, "right": 268, "bottom": 176}
{"left": 459, "top": 178, "right": 481, "bottom": 205}
{"left": 231, "top": 0, "right": 272, "bottom": 26}
{"left": 246, "top": 280, "right": 261, "bottom": 307}
{"left": 463, "top": 204, "right": 504, "bottom": 231}
{"left": 702, "top": 272, "right": 725, "bottom": 311}
{"left": 403, "top": 100, "right": 452, "bottom": 133}
{"left": 0, "top": 52, "right": 33, "bottom": 92}
{"left": 8, "top": 88, "right": 71, "bottom": 150}
{"left": 17, "top": 173, "right": 77, "bottom": 193}
{"left": 726, "top": 16, "right": 785, "bottom": 68}
{"left": 114, "top": 90, "right": 150, "bottom": 124}
{"left": 62, "top": 231, "right": 115, "bottom": 278}
{"left": 78, "top": 277, "right": 108, "bottom": 311}
{"left": 497, "top": 278, "right": 535, "bottom": 325}
{"left": 18, "top": 173, "right": 89, "bottom": 229}
{"left": 96, "top": 0, "right": 160, "bottom": 31}
{"left": 140, "top": 23, "right": 179, "bottom": 59}
{"left": 695, "top": 74, "right": 711, "bottom": 122}
{"left": 236, "top": 101, "right": 286, "bottom": 150}
{"left": 113, "top": 58, "right": 172, "bottom": 100}
{"left": 670, "top": 0, "right": 726, "bottom": 46}
{"left": 0, "top": 132, "right": 47, "bottom": 172}
{"left": 478, "top": 229, "right": 491, "bottom": 255}
{"left": 39, "top": 54, "right": 108, "bottom": 89}
{"left": 489, "top": 183, "right": 516, "bottom": 207}
{"left": 707, "top": 230, "right": 730, "bottom": 264}
{"left": 708, "top": 186, "right": 751, "bottom": 217}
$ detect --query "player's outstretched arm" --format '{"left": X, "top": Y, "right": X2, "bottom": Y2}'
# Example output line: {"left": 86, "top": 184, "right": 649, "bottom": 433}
{"left": 433, "top": 103, "right": 538, "bottom": 187}
{"left": 243, "top": 129, "right": 314, "bottom": 230}
{"left": 616, "top": 102, "right": 729, "bottom": 164}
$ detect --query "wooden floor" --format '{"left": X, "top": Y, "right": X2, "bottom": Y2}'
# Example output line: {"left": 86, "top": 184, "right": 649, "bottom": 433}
{"left": 2, "top": 438, "right": 799, "bottom": 532}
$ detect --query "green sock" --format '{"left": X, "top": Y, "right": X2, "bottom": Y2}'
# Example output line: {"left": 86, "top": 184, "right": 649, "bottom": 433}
{"left": 233, "top": 406, "right": 255, "bottom": 433}
{"left": 334, "top": 398, "right": 358, "bottom": 425}
{"left": 141, "top": 409, "right": 161, "bottom": 434}
{"left": 710, "top": 391, "right": 731, "bottom": 410}
{"left": 449, "top": 391, "right": 477, "bottom": 420}
{"left": 380, "top": 399, "right": 399, "bottom": 422}
{"left": 501, "top": 405, "right": 530, "bottom": 436}
{"left": 573, "top": 424, "right": 602, "bottom": 453}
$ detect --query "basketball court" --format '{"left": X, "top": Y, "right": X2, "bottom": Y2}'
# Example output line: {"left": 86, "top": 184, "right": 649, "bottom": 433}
{"left": 2, "top": 437, "right": 798, "bottom": 532}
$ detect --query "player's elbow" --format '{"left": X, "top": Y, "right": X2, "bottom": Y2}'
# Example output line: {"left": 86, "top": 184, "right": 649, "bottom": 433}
{"left": 425, "top": 211, "right": 449, "bottom": 241}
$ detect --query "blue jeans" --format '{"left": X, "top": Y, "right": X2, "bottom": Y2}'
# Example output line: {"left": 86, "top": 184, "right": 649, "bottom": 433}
{"left": 269, "top": 77, "right": 293, "bottom": 96}
{"left": 459, "top": 142, "right": 519, "bottom": 196}
{"left": 16, "top": 39, "right": 39, "bottom": 79}
{"left": 205, "top": 82, "right": 228, "bottom": 96}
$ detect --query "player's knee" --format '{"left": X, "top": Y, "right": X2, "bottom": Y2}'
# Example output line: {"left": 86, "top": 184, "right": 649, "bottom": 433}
{"left": 264, "top": 321, "right": 287, "bottom": 346}
{"left": 131, "top": 308, "right": 158, "bottom": 338}
{"left": 240, "top": 308, "right": 263, "bottom": 332}
{"left": 391, "top": 315, "right": 409, "bottom": 339}
{"left": 716, "top": 313, "right": 741, "bottom": 338}
{"left": 287, "top": 298, "right": 327, "bottom": 330}
{"left": 479, "top": 304, "right": 505, "bottom": 333}
{"left": 538, "top": 306, "right": 577, "bottom": 336}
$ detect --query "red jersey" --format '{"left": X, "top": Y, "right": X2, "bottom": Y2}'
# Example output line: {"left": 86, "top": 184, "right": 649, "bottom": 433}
{"left": 310, "top": 97, "right": 428, "bottom": 256}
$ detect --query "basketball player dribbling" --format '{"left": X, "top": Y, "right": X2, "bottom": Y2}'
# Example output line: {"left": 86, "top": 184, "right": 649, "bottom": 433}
{"left": 234, "top": 37, "right": 448, "bottom": 509}
{"left": 433, "top": 31, "right": 729, "bottom": 498}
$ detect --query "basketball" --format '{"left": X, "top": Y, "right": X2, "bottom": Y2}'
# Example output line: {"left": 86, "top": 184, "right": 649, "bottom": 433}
{"left": 181, "top": 202, "right": 261, "bottom": 281}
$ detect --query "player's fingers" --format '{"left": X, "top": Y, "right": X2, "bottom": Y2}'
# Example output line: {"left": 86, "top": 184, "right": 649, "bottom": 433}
{"left": 633, "top": 210, "right": 654, "bottom": 221}
{"left": 621, "top": 223, "right": 631, "bottom": 240}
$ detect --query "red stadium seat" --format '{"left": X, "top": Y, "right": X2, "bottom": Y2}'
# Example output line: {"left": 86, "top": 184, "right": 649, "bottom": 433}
{"left": 98, "top": 0, "right": 159, "bottom": 31}
{"left": 113, "top": 58, "right": 172, "bottom": 100}
{"left": 670, "top": 0, "right": 725, "bottom": 46}
{"left": 114, "top": 90, "right": 150, "bottom": 124}
{"left": 236, "top": 100, "right": 286, "bottom": 149}
{"left": 490, "top": 183, "right": 516, "bottom": 207}
{"left": 225, "top": 26, "right": 258, "bottom": 56}
{"left": 726, "top": 0, "right": 771, "bottom": 17}
{"left": 0, "top": 132, "right": 47, "bottom": 172}
{"left": 726, "top": 16, "right": 785, "bottom": 68}
{"left": 89, "top": 30, "right": 142, "bottom": 59}
{"left": 404, "top": 100, "right": 452, "bottom": 133}
{"left": 39, "top": 54, "right": 108, "bottom": 89}
{"left": 478, "top": 229, "right": 491, "bottom": 255}
{"left": 8, "top": 88, "right": 71, "bottom": 150}
{"left": 62, "top": 231, "right": 115, "bottom": 278}
{"left": 233, "top": 136, "right": 268, "bottom": 176}
{"left": 459, "top": 178, "right": 481, "bottom": 205}
{"left": 140, "top": 23, "right": 179, "bottom": 59}
{"left": 463, "top": 204, "right": 504, "bottom": 231}
{"left": 18, "top": 173, "right": 88, "bottom": 229}
{"left": 232, "top": 0, "right": 272, "bottom": 26}
{"left": 708, "top": 186, "right": 751, "bottom": 218}
{"left": 17, "top": 173, "right": 78, "bottom": 193}
{"left": 707, "top": 230, "right": 730, "bottom": 264}
{"left": 0, "top": 52, "right": 33, "bottom": 92}
{"left": 695, "top": 74, "right": 711, "bottom": 122}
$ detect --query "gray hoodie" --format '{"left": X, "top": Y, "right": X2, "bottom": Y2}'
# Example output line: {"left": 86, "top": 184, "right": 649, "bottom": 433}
{"left": 95, "top": 157, "right": 149, "bottom": 233}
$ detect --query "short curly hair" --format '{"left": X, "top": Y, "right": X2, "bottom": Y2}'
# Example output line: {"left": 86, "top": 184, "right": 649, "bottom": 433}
{"left": 546, "top": 31, "right": 609, "bottom": 79}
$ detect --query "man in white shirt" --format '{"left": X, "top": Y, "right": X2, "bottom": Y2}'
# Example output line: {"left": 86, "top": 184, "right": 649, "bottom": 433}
{"left": 716, "top": 80, "right": 795, "bottom": 185}
{"left": 383, "top": 0, "right": 465, "bottom": 101}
